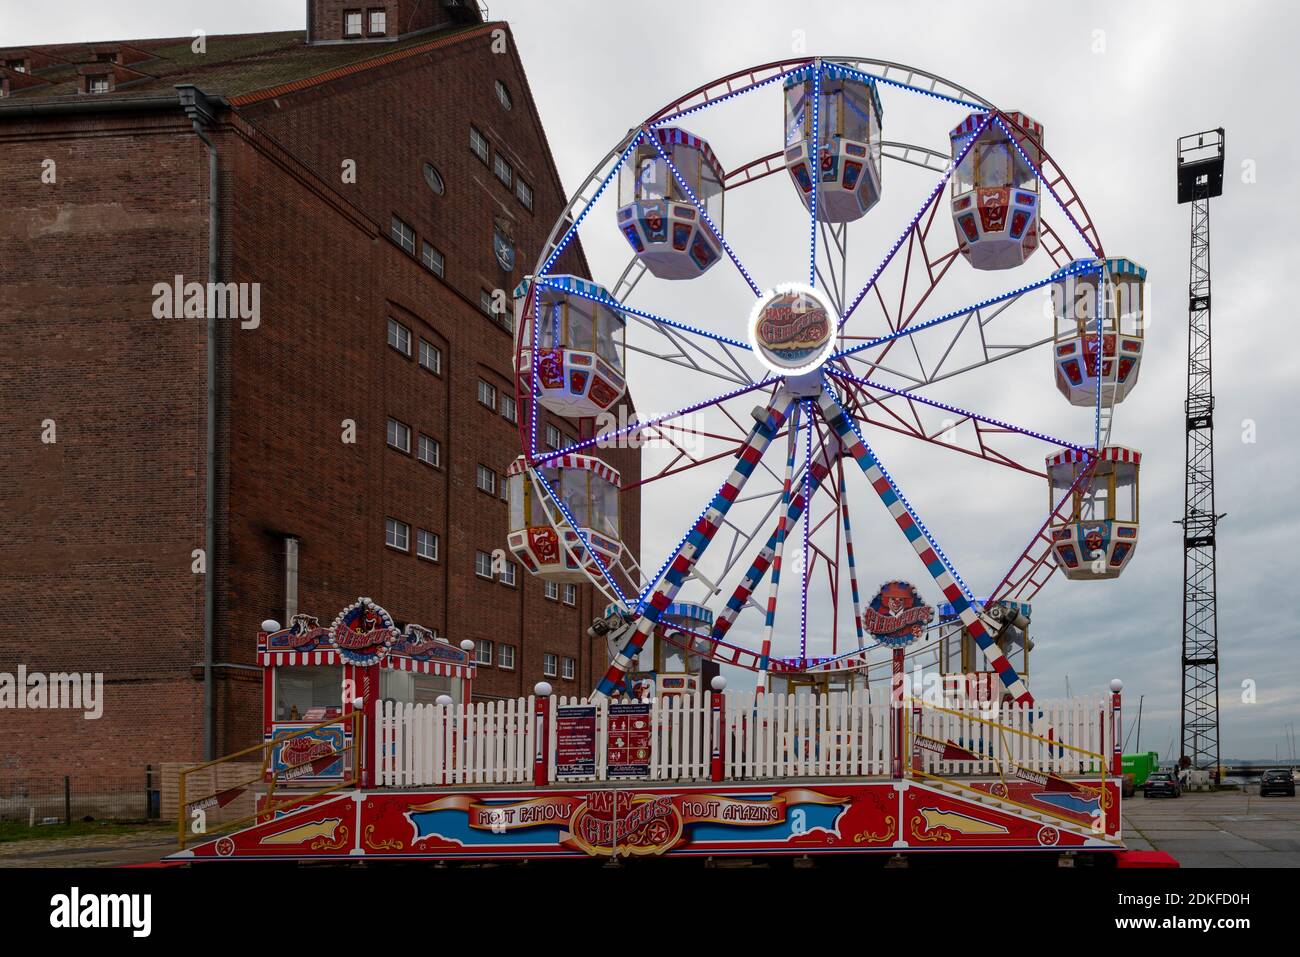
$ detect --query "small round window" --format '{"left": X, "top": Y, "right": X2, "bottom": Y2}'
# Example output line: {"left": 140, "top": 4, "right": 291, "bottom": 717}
{"left": 423, "top": 163, "right": 444, "bottom": 195}
{"left": 494, "top": 80, "right": 512, "bottom": 111}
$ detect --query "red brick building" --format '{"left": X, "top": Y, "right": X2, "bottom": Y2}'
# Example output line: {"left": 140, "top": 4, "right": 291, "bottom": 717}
{"left": 0, "top": 1, "right": 639, "bottom": 784}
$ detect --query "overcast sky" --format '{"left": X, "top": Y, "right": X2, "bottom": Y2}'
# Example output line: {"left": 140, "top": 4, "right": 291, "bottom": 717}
{"left": 7, "top": 0, "right": 1297, "bottom": 761}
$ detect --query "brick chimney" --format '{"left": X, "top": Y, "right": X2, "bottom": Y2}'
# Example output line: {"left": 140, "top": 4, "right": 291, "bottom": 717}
{"left": 306, "top": 1, "right": 482, "bottom": 44}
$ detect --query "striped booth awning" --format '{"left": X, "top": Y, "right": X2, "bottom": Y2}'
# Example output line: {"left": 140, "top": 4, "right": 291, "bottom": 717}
{"left": 260, "top": 649, "right": 341, "bottom": 667}
{"left": 259, "top": 648, "right": 472, "bottom": 679}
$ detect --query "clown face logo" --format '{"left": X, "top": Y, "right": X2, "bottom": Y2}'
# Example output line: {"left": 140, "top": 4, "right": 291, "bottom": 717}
{"left": 861, "top": 580, "right": 934, "bottom": 648}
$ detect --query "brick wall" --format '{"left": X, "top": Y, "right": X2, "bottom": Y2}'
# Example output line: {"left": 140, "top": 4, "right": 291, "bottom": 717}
{"left": 0, "top": 112, "right": 210, "bottom": 779}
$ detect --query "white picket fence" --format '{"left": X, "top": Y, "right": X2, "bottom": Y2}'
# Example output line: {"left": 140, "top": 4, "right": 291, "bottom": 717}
{"left": 376, "top": 697, "right": 536, "bottom": 786}
{"left": 374, "top": 692, "right": 1112, "bottom": 787}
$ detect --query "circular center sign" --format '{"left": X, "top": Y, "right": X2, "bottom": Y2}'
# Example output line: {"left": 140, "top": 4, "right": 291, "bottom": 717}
{"left": 748, "top": 283, "right": 837, "bottom": 376}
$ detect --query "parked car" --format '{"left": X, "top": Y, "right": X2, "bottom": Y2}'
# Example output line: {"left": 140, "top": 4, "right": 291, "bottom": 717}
{"left": 1121, "top": 773, "right": 1136, "bottom": 798}
{"left": 1259, "top": 768, "right": 1296, "bottom": 797}
{"left": 1142, "top": 770, "right": 1182, "bottom": 798}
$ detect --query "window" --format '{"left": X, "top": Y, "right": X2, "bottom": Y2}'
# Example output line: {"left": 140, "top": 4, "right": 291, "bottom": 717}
{"left": 494, "top": 79, "right": 512, "bottom": 110}
{"left": 475, "top": 465, "right": 497, "bottom": 495}
{"left": 421, "top": 242, "right": 444, "bottom": 278}
{"left": 500, "top": 561, "right": 516, "bottom": 586}
{"left": 498, "top": 644, "right": 515, "bottom": 669}
{"left": 416, "top": 529, "right": 439, "bottom": 561}
{"left": 479, "top": 288, "right": 495, "bottom": 316}
{"left": 545, "top": 424, "right": 562, "bottom": 450}
{"left": 387, "top": 317, "right": 411, "bottom": 356}
{"left": 544, "top": 580, "right": 559, "bottom": 601}
{"left": 477, "top": 379, "right": 497, "bottom": 410}
{"left": 417, "top": 433, "right": 440, "bottom": 468}
{"left": 367, "top": 8, "right": 387, "bottom": 34}
{"left": 563, "top": 584, "right": 577, "bottom": 606}
{"left": 515, "top": 178, "right": 533, "bottom": 211}
{"left": 470, "top": 126, "right": 489, "bottom": 164}
{"left": 386, "top": 417, "right": 410, "bottom": 453}
{"left": 500, "top": 395, "right": 517, "bottom": 423}
{"left": 475, "top": 551, "right": 494, "bottom": 579}
{"left": 390, "top": 215, "right": 415, "bottom": 255}
{"left": 418, "top": 339, "right": 442, "bottom": 375}
{"left": 561, "top": 657, "right": 576, "bottom": 681}
{"left": 275, "top": 665, "right": 343, "bottom": 721}
{"left": 344, "top": 10, "right": 363, "bottom": 36}
{"left": 543, "top": 653, "right": 558, "bottom": 678}
{"left": 493, "top": 153, "right": 514, "bottom": 189}
{"left": 381, "top": 670, "right": 453, "bottom": 706}
{"left": 475, "top": 639, "right": 493, "bottom": 666}
{"left": 385, "top": 518, "right": 409, "bottom": 552}
{"left": 88, "top": 75, "right": 110, "bottom": 94}
{"left": 423, "top": 163, "right": 445, "bottom": 195}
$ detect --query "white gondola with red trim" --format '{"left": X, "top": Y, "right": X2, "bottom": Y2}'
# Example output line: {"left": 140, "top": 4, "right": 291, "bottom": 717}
{"left": 516, "top": 275, "right": 627, "bottom": 418}
{"left": 783, "top": 63, "right": 884, "bottom": 222}
{"left": 1046, "top": 446, "right": 1141, "bottom": 580}
{"left": 1052, "top": 258, "right": 1147, "bottom": 406}
{"left": 617, "top": 127, "right": 724, "bottom": 279}
{"left": 506, "top": 454, "right": 622, "bottom": 582}
{"left": 950, "top": 110, "right": 1043, "bottom": 270}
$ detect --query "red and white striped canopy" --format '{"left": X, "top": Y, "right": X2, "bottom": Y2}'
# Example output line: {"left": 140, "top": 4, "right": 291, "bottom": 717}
{"left": 507, "top": 452, "right": 621, "bottom": 486}
{"left": 1045, "top": 445, "right": 1141, "bottom": 468}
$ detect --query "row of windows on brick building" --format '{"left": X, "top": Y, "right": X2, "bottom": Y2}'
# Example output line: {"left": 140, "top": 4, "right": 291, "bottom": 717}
{"left": 473, "top": 639, "right": 578, "bottom": 681}
{"left": 387, "top": 314, "right": 576, "bottom": 449}
{"left": 383, "top": 512, "right": 576, "bottom": 606}
{"left": 387, "top": 123, "right": 533, "bottom": 329}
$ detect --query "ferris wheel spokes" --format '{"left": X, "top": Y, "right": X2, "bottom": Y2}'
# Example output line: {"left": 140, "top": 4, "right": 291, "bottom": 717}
{"left": 755, "top": 401, "right": 802, "bottom": 692}
{"left": 538, "top": 130, "right": 643, "bottom": 277}
{"left": 991, "top": 115, "right": 1103, "bottom": 260}
{"left": 644, "top": 126, "right": 763, "bottom": 298}
{"left": 838, "top": 111, "right": 994, "bottom": 332}
{"left": 828, "top": 367, "right": 1088, "bottom": 454}
{"left": 530, "top": 375, "right": 774, "bottom": 468}
{"left": 594, "top": 390, "right": 798, "bottom": 699}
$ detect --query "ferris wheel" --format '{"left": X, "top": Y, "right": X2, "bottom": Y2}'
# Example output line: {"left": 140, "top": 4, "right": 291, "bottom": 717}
{"left": 505, "top": 57, "right": 1147, "bottom": 705}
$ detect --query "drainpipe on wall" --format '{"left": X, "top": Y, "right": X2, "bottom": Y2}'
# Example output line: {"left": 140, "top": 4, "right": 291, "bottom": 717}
{"left": 177, "top": 84, "right": 221, "bottom": 760}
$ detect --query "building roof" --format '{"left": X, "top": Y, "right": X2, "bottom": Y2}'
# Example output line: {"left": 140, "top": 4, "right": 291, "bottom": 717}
{"left": 0, "top": 22, "right": 494, "bottom": 104}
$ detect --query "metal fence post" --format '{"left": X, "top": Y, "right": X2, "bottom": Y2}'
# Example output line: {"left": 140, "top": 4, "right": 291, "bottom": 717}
{"left": 63, "top": 775, "right": 70, "bottom": 826}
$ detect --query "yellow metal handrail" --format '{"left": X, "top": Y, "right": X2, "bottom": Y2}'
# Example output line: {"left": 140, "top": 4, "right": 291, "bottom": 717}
{"left": 903, "top": 697, "right": 1118, "bottom": 842}
{"left": 177, "top": 711, "right": 362, "bottom": 850}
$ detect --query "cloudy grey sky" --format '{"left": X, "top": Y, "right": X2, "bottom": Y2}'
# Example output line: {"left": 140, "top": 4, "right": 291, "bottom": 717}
{"left": 8, "top": 0, "right": 1297, "bottom": 760}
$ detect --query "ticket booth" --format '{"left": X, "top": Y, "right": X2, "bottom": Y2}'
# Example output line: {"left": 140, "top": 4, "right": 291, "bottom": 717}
{"left": 259, "top": 597, "right": 475, "bottom": 787}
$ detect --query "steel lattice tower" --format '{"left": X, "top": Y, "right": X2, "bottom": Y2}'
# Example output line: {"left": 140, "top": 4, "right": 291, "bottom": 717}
{"left": 1175, "top": 129, "right": 1225, "bottom": 774}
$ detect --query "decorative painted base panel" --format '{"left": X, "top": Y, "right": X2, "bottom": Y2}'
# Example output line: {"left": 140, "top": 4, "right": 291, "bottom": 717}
{"left": 173, "top": 778, "right": 1120, "bottom": 862}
